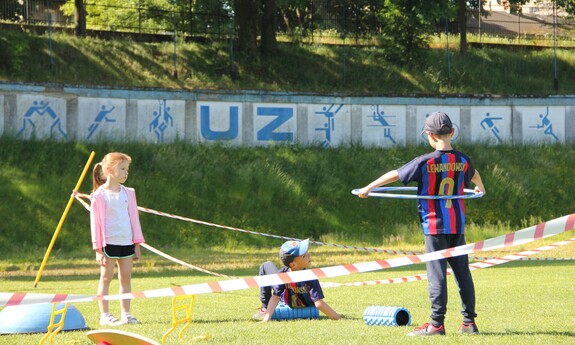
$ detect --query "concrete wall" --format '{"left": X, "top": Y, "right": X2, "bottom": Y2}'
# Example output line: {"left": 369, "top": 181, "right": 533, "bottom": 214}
{"left": 1, "top": 83, "right": 573, "bottom": 147}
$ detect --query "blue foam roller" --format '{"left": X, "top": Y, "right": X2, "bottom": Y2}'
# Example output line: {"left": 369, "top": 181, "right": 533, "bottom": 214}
{"left": 271, "top": 303, "right": 319, "bottom": 320}
{"left": 363, "top": 306, "right": 411, "bottom": 326}
{"left": 0, "top": 303, "right": 88, "bottom": 334}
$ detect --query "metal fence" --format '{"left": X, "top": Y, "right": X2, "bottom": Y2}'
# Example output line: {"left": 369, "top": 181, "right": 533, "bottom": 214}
{"left": 468, "top": 6, "right": 574, "bottom": 42}
{"left": 0, "top": 0, "right": 233, "bottom": 37}
{"left": 0, "top": 0, "right": 68, "bottom": 25}
{"left": 0, "top": 0, "right": 572, "bottom": 44}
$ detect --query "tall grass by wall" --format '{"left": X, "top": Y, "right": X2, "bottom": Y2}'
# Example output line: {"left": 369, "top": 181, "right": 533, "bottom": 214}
{"left": 2, "top": 30, "right": 575, "bottom": 95}
{"left": 0, "top": 136, "right": 573, "bottom": 256}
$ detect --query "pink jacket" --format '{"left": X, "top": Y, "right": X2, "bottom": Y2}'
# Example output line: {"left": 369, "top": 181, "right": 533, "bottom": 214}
{"left": 90, "top": 185, "right": 145, "bottom": 250}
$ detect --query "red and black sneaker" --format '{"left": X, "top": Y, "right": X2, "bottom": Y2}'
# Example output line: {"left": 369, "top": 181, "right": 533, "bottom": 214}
{"left": 407, "top": 323, "right": 446, "bottom": 336}
{"left": 458, "top": 322, "right": 480, "bottom": 334}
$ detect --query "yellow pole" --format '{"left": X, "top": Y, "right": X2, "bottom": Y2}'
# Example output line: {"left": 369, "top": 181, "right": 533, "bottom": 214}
{"left": 33, "top": 151, "right": 96, "bottom": 288}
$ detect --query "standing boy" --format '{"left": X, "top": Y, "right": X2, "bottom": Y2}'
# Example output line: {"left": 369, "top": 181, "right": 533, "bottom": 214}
{"left": 255, "top": 239, "right": 341, "bottom": 322}
{"left": 357, "top": 111, "right": 485, "bottom": 336}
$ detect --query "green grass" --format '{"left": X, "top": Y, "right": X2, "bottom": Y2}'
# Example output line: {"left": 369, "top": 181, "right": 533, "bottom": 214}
{"left": 1, "top": 138, "right": 574, "bottom": 344}
{"left": 1, "top": 137, "right": 574, "bottom": 257}
{"left": 1, "top": 247, "right": 574, "bottom": 345}
{"left": 1, "top": 30, "right": 575, "bottom": 95}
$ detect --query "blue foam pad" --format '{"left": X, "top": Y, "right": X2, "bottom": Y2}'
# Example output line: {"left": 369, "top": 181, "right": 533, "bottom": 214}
{"left": 0, "top": 303, "right": 88, "bottom": 334}
{"left": 363, "top": 306, "right": 411, "bottom": 326}
{"left": 271, "top": 303, "right": 319, "bottom": 320}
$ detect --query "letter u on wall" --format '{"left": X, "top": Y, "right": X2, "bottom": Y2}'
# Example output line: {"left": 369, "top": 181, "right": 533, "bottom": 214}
{"left": 200, "top": 105, "right": 239, "bottom": 141}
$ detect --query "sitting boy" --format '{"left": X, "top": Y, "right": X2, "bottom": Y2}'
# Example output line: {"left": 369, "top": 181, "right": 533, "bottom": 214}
{"left": 255, "top": 239, "right": 341, "bottom": 322}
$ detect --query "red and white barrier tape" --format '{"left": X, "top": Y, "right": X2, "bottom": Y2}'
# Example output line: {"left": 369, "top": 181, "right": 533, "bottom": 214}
{"left": 76, "top": 192, "right": 572, "bottom": 261}
{"left": 76, "top": 192, "right": 573, "bottom": 262}
{"left": 140, "top": 243, "right": 237, "bottom": 279}
{"left": 2, "top": 213, "right": 574, "bottom": 307}
{"left": 74, "top": 192, "right": 421, "bottom": 256}
{"left": 73, "top": 195, "right": 237, "bottom": 279}
{"left": 321, "top": 237, "right": 575, "bottom": 288}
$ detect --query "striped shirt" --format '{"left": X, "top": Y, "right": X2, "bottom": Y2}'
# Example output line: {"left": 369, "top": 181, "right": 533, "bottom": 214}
{"left": 273, "top": 266, "right": 324, "bottom": 308}
{"left": 397, "top": 150, "right": 475, "bottom": 235}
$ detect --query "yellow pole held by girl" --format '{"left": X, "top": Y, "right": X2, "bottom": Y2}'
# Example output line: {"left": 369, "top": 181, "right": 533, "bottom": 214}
{"left": 33, "top": 151, "right": 96, "bottom": 288}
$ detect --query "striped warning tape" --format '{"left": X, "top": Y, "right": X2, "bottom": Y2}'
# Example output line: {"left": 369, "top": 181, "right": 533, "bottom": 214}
{"left": 321, "top": 237, "right": 575, "bottom": 288}
{"left": 2, "top": 213, "right": 574, "bottom": 307}
{"left": 74, "top": 192, "right": 421, "bottom": 256}
{"left": 468, "top": 238, "right": 575, "bottom": 269}
{"left": 76, "top": 192, "right": 572, "bottom": 261}
{"left": 141, "top": 243, "right": 237, "bottom": 279}
{"left": 73, "top": 195, "right": 237, "bottom": 279}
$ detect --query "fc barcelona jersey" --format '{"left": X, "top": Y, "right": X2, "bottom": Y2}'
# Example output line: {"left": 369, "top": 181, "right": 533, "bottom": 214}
{"left": 397, "top": 149, "right": 475, "bottom": 235}
{"left": 272, "top": 266, "right": 325, "bottom": 308}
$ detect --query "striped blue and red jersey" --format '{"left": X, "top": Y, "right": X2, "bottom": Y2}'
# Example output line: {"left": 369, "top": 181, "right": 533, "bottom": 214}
{"left": 272, "top": 266, "right": 325, "bottom": 308}
{"left": 397, "top": 150, "right": 475, "bottom": 235}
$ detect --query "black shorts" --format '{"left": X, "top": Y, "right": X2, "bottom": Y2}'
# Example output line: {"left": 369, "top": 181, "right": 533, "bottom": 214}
{"left": 103, "top": 244, "right": 135, "bottom": 259}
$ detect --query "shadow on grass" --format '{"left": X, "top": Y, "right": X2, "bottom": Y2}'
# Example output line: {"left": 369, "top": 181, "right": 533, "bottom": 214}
{"left": 189, "top": 314, "right": 364, "bottom": 324}
{"left": 480, "top": 330, "right": 575, "bottom": 337}
{"left": 2, "top": 269, "right": 240, "bottom": 283}
{"left": 484, "top": 260, "right": 575, "bottom": 269}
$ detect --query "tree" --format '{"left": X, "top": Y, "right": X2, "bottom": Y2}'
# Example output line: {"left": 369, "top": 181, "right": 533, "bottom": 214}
{"left": 377, "top": 0, "right": 450, "bottom": 63}
{"left": 260, "top": 0, "right": 278, "bottom": 54}
{"left": 61, "top": 0, "right": 173, "bottom": 32}
{"left": 457, "top": 0, "right": 468, "bottom": 55}
{"left": 233, "top": 0, "right": 280, "bottom": 55}
{"left": 449, "top": 0, "right": 486, "bottom": 56}
{"left": 74, "top": 0, "right": 86, "bottom": 37}
{"left": 234, "top": 0, "right": 258, "bottom": 54}
{"left": 557, "top": 0, "right": 575, "bottom": 14}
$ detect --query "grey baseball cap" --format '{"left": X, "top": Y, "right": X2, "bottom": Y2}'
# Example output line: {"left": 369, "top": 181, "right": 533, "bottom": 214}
{"left": 421, "top": 111, "right": 453, "bottom": 135}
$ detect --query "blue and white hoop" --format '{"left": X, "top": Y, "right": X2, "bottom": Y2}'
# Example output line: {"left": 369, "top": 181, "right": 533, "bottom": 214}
{"left": 352, "top": 187, "right": 484, "bottom": 200}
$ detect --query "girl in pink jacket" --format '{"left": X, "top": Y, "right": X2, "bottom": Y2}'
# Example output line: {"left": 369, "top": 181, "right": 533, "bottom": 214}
{"left": 90, "top": 152, "right": 145, "bottom": 326}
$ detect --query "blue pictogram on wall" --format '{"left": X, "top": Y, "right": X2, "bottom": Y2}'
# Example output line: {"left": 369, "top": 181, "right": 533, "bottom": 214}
{"left": 480, "top": 112, "right": 503, "bottom": 143}
{"left": 368, "top": 105, "right": 396, "bottom": 145}
{"left": 149, "top": 100, "right": 174, "bottom": 143}
{"left": 528, "top": 107, "right": 558, "bottom": 141}
{"left": 87, "top": 105, "right": 116, "bottom": 140}
{"left": 17, "top": 100, "right": 67, "bottom": 139}
{"left": 314, "top": 104, "right": 343, "bottom": 147}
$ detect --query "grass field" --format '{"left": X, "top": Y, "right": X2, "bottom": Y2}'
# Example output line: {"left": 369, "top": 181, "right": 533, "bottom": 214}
{"left": 1, "top": 230, "right": 574, "bottom": 345}
{"left": 1, "top": 139, "right": 575, "bottom": 343}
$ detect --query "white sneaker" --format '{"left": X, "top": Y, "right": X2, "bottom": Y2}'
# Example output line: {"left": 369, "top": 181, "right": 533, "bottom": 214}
{"left": 100, "top": 314, "right": 122, "bottom": 326}
{"left": 253, "top": 307, "right": 266, "bottom": 320}
{"left": 120, "top": 314, "right": 141, "bottom": 324}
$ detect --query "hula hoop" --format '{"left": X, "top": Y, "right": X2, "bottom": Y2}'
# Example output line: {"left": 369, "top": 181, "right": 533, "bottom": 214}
{"left": 352, "top": 187, "right": 484, "bottom": 200}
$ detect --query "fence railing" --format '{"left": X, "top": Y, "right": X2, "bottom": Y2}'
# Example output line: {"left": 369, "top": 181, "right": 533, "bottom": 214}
{"left": 0, "top": 0, "right": 572, "bottom": 44}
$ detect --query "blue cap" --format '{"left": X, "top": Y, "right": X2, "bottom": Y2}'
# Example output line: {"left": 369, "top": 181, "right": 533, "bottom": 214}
{"left": 279, "top": 239, "right": 309, "bottom": 266}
